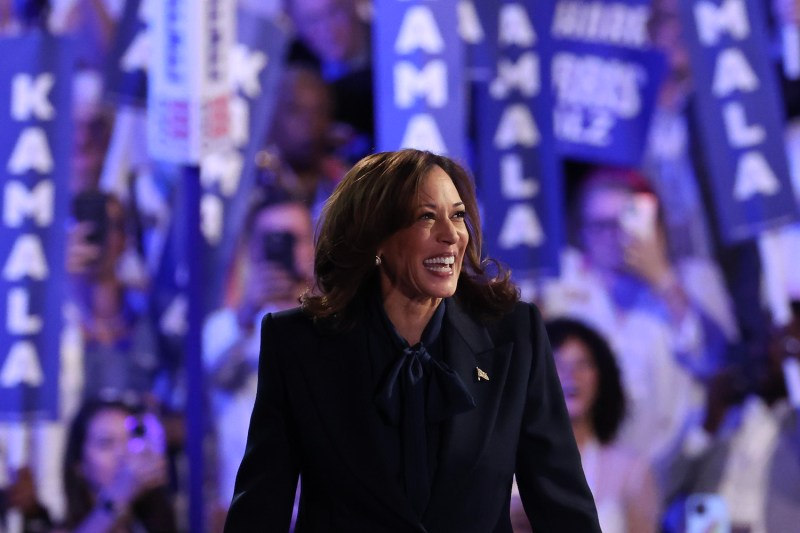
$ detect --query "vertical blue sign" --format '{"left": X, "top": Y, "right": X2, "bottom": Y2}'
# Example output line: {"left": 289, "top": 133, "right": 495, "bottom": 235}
{"left": 105, "top": 0, "right": 149, "bottom": 108}
{"left": 460, "top": 0, "right": 499, "bottom": 83}
{"left": 0, "top": 32, "right": 73, "bottom": 421}
{"left": 198, "top": 11, "right": 289, "bottom": 312}
{"left": 151, "top": 12, "right": 289, "bottom": 337}
{"left": 474, "top": 1, "right": 562, "bottom": 277}
{"left": 550, "top": 0, "right": 666, "bottom": 167}
{"left": 680, "top": 0, "right": 799, "bottom": 242}
{"left": 374, "top": 0, "right": 467, "bottom": 160}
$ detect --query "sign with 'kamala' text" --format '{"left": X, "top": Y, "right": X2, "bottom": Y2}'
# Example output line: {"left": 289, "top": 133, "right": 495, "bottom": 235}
{"left": 681, "top": 0, "right": 799, "bottom": 242}
{"left": 474, "top": 1, "right": 562, "bottom": 278}
{"left": 0, "top": 32, "right": 73, "bottom": 420}
{"left": 374, "top": 0, "right": 467, "bottom": 160}
{"left": 550, "top": 0, "right": 666, "bottom": 167}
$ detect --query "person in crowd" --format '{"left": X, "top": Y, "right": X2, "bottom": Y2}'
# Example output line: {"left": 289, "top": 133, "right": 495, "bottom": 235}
{"left": 224, "top": 149, "right": 600, "bottom": 532}
{"left": 257, "top": 66, "right": 348, "bottom": 222}
{"left": 511, "top": 318, "right": 660, "bottom": 533}
{"left": 287, "top": 0, "right": 373, "bottom": 162}
{"left": 658, "top": 301, "right": 800, "bottom": 533}
{"left": 0, "top": 465, "right": 53, "bottom": 532}
{"left": 204, "top": 192, "right": 314, "bottom": 515}
{"left": 72, "top": 70, "right": 115, "bottom": 196}
{"left": 58, "top": 395, "right": 177, "bottom": 532}
{"left": 50, "top": 0, "right": 123, "bottom": 71}
{"left": 540, "top": 167, "right": 738, "bottom": 462}
{"left": 645, "top": 0, "right": 773, "bottom": 374}
{"left": 67, "top": 190, "right": 162, "bottom": 401}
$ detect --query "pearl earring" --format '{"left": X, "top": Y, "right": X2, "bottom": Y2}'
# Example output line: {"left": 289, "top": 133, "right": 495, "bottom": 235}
{"left": 375, "top": 255, "right": 382, "bottom": 266}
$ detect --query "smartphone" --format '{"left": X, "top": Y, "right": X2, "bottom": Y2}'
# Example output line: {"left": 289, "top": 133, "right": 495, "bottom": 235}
{"left": 71, "top": 190, "right": 109, "bottom": 246}
{"left": 685, "top": 493, "right": 731, "bottom": 533}
{"left": 618, "top": 192, "right": 658, "bottom": 241}
{"left": 125, "top": 414, "right": 148, "bottom": 454}
{"left": 263, "top": 231, "right": 297, "bottom": 276}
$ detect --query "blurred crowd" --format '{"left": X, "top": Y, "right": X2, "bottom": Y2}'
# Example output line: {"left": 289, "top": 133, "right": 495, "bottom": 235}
{"left": 0, "top": 0, "right": 799, "bottom": 532}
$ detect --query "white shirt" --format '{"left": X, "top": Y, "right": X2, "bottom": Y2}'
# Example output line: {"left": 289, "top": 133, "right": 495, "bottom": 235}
{"left": 718, "top": 397, "right": 788, "bottom": 533}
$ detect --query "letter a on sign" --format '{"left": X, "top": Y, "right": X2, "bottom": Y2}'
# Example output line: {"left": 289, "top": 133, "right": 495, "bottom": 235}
{"left": 733, "top": 151, "right": 780, "bottom": 200}
{"left": 395, "top": 6, "right": 444, "bottom": 54}
{"left": 499, "top": 204, "right": 544, "bottom": 248}
{"left": 1, "top": 342, "right": 44, "bottom": 387}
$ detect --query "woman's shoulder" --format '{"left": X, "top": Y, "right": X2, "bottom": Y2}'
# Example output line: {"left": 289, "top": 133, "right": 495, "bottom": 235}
{"left": 261, "top": 306, "right": 315, "bottom": 336}
{"left": 468, "top": 299, "right": 543, "bottom": 342}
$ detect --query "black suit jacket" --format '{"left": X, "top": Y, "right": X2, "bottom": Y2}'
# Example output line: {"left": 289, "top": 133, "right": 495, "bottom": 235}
{"left": 224, "top": 298, "right": 600, "bottom": 532}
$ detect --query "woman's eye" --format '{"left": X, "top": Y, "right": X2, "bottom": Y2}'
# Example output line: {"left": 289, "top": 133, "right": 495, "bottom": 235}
{"left": 452, "top": 210, "right": 466, "bottom": 219}
{"left": 419, "top": 212, "right": 435, "bottom": 220}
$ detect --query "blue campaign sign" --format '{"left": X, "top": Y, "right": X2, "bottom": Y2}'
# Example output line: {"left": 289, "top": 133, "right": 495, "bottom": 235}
{"left": 197, "top": 11, "right": 290, "bottom": 312}
{"left": 150, "top": 11, "right": 289, "bottom": 329}
{"left": 374, "top": 0, "right": 467, "bottom": 160}
{"left": 105, "top": 0, "right": 149, "bottom": 107}
{"left": 474, "top": 0, "right": 562, "bottom": 278}
{"left": 0, "top": 32, "right": 73, "bottom": 421}
{"left": 550, "top": 0, "right": 666, "bottom": 167}
{"left": 680, "top": 0, "right": 799, "bottom": 243}
{"left": 460, "top": 0, "right": 498, "bottom": 83}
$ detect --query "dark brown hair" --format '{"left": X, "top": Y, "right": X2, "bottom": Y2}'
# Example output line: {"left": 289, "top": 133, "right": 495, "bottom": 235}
{"left": 62, "top": 395, "right": 177, "bottom": 531}
{"left": 301, "top": 149, "right": 518, "bottom": 324}
{"left": 546, "top": 318, "right": 627, "bottom": 444}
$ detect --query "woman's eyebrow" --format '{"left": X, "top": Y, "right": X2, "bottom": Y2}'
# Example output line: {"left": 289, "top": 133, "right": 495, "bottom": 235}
{"left": 417, "top": 201, "right": 465, "bottom": 209}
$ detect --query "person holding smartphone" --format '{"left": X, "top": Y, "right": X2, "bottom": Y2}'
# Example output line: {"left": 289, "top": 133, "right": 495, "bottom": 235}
{"left": 540, "top": 167, "right": 738, "bottom": 463}
{"left": 57, "top": 395, "right": 177, "bottom": 533}
{"left": 202, "top": 194, "right": 314, "bottom": 520}
{"left": 658, "top": 301, "right": 800, "bottom": 533}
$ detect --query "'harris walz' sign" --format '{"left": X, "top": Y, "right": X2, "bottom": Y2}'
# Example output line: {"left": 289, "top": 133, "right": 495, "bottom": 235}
{"left": 550, "top": 0, "right": 666, "bottom": 167}
{"left": 0, "top": 32, "right": 72, "bottom": 420}
{"left": 681, "top": 0, "right": 799, "bottom": 242}
{"left": 475, "top": 1, "right": 562, "bottom": 277}
{"left": 374, "top": 0, "right": 467, "bottom": 160}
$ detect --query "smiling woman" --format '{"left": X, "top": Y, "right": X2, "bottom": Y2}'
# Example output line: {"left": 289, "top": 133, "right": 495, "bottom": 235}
{"left": 222, "top": 149, "right": 601, "bottom": 533}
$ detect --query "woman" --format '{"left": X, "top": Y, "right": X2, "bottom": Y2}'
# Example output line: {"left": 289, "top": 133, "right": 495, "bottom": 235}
{"left": 60, "top": 395, "right": 177, "bottom": 532}
{"left": 511, "top": 318, "right": 659, "bottom": 533}
{"left": 225, "top": 149, "right": 600, "bottom": 532}
{"left": 541, "top": 167, "right": 736, "bottom": 462}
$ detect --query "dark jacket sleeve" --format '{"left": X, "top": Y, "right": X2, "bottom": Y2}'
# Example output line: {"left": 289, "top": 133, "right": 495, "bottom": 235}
{"left": 515, "top": 304, "right": 601, "bottom": 531}
{"left": 223, "top": 313, "right": 300, "bottom": 532}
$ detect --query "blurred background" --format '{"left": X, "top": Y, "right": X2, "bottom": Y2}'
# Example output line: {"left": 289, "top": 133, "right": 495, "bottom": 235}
{"left": 1, "top": 0, "right": 800, "bottom": 532}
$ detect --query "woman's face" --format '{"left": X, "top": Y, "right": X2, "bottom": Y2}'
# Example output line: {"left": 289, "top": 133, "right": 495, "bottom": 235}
{"left": 555, "top": 337, "right": 599, "bottom": 422}
{"left": 378, "top": 166, "right": 469, "bottom": 303}
{"left": 250, "top": 202, "right": 315, "bottom": 281}
{"left": 580, "top": 185, "right": 630, "bottom": 273}
{"left": 81, "top": 408, "right": 130, "bottom": 491}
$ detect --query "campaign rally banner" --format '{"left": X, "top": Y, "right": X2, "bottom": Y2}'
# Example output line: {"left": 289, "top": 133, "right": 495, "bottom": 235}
{"left": 105, "top": 0, "right": 150, "bottom": 108}
{"left": 459, "top": 0, "right": 499, "bottom": 83}
{"left": 474, "top": 1, "right": 562, "bottom": 277}
{"left": 374, "top": 0, "right": 467, "bottom": 160}
{"left": 198, "top": 12, "right": 290, "bottom": 313}
{"left": 680, "top": 0, "right": 799, "bottom": 242}
{"left": 0, "top": 32, "right": 73, "bottom": 421}
{"left": 147, "top": 0, "right": 235, "bottom": 164}
{"left": 150, "top": 11, "right": 289, "bottom": 337}
{"left": 550, "top": 0, "right": 666, "bottom": 167}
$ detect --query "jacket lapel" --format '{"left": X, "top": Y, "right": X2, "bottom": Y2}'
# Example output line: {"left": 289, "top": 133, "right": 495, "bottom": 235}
{"left": 426, "top": 299, "right": 514, "bottom": 512}
{"left": 295, "top": 318, "right": 420, "bottom": 527}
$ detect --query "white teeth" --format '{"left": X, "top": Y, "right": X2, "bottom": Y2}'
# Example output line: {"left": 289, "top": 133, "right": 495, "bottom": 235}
{"left": 423, "top": 255, "right": 455, "bottom": 265}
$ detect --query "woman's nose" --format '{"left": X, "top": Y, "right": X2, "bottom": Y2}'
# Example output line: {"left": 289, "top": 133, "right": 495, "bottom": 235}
{"left": 437, "top": 218, "right": 459, "bottom": 243}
